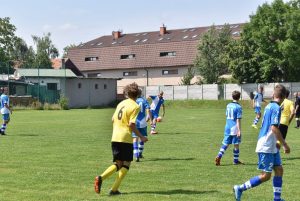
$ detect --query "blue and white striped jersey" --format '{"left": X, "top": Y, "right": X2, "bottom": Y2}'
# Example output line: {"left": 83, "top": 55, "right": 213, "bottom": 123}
{"left": 136, "top": 97, "right": 150, "bottom": 128}
{"left": 224, "top": 102, "right": 242, "bottom": 136}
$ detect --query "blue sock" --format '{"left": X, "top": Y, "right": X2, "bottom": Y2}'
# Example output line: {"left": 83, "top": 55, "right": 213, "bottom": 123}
{"left": 239, "top": 176, "right": 262, "bottom": 191}
{"left": 217, "top": 144, "right": 228, "bottom": 158}
{"left": 233, "top": 148, "right": 239, "bottom": 164}
{"left": 133, "top": 141, "right": 139, "bottom": 158}
{"left": 139, "top": 141, "right": 144, "bottom": 157}
{"left": 253, "top": 118, "right": 259, "bottom": 125}
{"left": 273, "top": 176, "right": 282, "bottom": 201}
{"left": 1, "top": 123, "right": 6, "bottom": 132}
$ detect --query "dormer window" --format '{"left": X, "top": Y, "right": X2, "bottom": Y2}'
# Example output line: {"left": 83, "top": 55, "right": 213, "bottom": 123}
{"left": 85, "top": 57, "right": 99, "bottom": 61}
{"left": 160, "top": 52, "right": 176, "bottom": 57}
{"left": 121, "top": 54, "right": 136, "bottom": 60}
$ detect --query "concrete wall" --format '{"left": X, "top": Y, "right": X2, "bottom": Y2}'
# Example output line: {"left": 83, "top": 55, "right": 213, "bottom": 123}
{"left": 141, "top": 82, "right": 300, "bottom": 100}
{"left": 65, "top": 78, "right": 117, "bottom": 108}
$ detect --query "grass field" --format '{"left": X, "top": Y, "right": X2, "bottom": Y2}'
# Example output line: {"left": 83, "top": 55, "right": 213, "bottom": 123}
{"left": 0, "top": 101, "right": 299, "bottom": 201}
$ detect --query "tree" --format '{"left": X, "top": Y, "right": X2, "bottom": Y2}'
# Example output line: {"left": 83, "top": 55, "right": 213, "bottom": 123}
{"left": 11, "top": 37, "right": 35, "bottom": 68}
{"left": 194, "top": 24, "right": 233, "bottom": 84}
{"left": 229, "top": 0, "right": 300, "bottom": 83}
{"left": 180, "top": 66, "right": 195, "bottom": 85}
{"left": 32, "top": 32, "right": 59, "bottom": 68}
{"left": 62, "top": 44, "right": 77, "bottom": 58}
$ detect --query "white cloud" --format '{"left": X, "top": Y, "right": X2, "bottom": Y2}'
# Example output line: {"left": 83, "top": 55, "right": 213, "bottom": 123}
{"left": 42, "top": 24, "right": 52, "bottom": 31}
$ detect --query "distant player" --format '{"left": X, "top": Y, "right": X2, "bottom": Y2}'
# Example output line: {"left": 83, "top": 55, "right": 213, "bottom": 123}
{"left": 233, "top": 84, "right": 290, "bottom": 201}
{"left": 0, "top": 87, "right": 12, "bottom": 135}
{"left": 94, "top": 83, "right": 148, "bottom": 196}
{"left": 252, "top": 85, "right": 265, "bottom": 129}
{"left": 215, "top": 90, "right": 243, "bottom": 166}
{"left": 132, "top": 89, "right": 152, "bottom": 162}
{"left": 148, "top": 91, "right": 165, "bottom": 134}
{"left": 294, "top": 92, "right": 300, "bottom": 129}
{"left": 278, "top": 89, "right": 294, "bottom": 141}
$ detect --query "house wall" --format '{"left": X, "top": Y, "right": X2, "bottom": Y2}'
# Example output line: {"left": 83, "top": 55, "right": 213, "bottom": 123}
{"left": 65, "top": 78, "right": 117, "bottom": 108}
{"left": 25, "top": 78, "right": 62, "bottom": 90}
{"left": 83, "top": 66, "right": 198, "bottom": 93}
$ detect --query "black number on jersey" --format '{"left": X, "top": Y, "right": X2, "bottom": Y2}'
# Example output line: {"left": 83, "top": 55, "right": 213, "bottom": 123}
{"left": 118, "top": 106, "right": 125, "bottom": 120}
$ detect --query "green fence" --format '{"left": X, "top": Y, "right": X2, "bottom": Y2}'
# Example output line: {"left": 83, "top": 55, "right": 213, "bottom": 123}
{"left": 26, "top": 85, "right": 60, "bottom": 104}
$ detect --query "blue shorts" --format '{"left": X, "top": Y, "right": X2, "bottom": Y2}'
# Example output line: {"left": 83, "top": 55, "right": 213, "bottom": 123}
{"left": 222, "top": 135, "right": 241, "bottom": 145}
{"left": 2, "top": 113, "right": 10, "bottom": 121}
{"left": 257, "top": 152, "right": 282, "bottom": 173}
{"left": 150, "top": 110, "right": 159, "bottom": 119}
{"left": 132, "top": 127, "right": 148, "bottom": 138}
{"left": 254, "top": 107, "right": 261, "bottom": 114}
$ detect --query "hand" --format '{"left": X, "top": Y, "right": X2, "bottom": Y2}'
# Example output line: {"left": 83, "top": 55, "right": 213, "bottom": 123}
{"left": 140, "top": 136, "right": 148, "bottom": 143}
{"left": 283, "top": 143, "right": 290, "bottom": 154}
{"left": 276, "top": 141, "right": 281, "bottom": 149}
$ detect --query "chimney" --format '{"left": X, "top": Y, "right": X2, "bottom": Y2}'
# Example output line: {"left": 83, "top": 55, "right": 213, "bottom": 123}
{"left": 160, "top": 24, "right": 167, "bottom": 35}
{"left": 113, "top": 31, "right": 122, "bottom": 39}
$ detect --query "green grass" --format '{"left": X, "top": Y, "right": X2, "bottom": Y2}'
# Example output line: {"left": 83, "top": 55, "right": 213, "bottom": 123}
{"left": 0, "top": 102, "right": 299, "bottom": 201}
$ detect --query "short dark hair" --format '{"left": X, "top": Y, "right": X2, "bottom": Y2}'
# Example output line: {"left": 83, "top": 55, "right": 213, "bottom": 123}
{"left": 232, "top": 90, "right": 241, "bottom": 101}
{"left": 274, "top": 84, "right": 287, "bottom": 100}
{"left": 286, "top": 89, "right": 290, "bottom": 98}
{"left": 123, "top": 82, "right": 139, "bottom": 99}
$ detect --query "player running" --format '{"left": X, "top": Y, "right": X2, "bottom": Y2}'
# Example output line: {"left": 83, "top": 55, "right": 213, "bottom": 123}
{"left": 148, "top": 91, "right": 165, "bottom": 134}
{"left": 252, "top": 85, "right": 265, "bottom": 129}
{"left": 215, "top": 90, "right": 243, "bottom": 166}
{"left": 94, "top": 83, "right": 148, "bottom": 196}
{"left": 233, "top": 84, "right": 290, "bottom": 201}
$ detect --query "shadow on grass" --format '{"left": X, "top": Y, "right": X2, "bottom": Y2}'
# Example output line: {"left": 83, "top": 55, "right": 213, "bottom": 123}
{"left": 144, "top": 157, "right": 195, "bottom": 162}
{"left": 127, "top": 189, "right": 218, "bottom": 195}
{"left": 282, "top": 157, "right": 300, "bottom": 161}
{"left": 6, "top": 134, "right": 40, "bottom": 137}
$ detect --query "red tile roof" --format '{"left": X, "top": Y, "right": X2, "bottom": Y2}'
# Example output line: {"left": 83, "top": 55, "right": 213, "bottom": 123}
{"left": 67, "top": 23, "right": 244, "bottom": 71}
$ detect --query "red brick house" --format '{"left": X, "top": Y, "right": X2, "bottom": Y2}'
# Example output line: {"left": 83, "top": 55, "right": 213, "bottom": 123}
{"left": 67, "top": 24, "right": 243, "bottom": 90}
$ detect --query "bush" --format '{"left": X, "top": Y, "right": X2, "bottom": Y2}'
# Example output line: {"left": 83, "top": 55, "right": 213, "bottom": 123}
{"left": 59, "top": 96, "right": 69, "bottom": 110}
{"left": 31, "top": 101, "right": 43, "bottom": 110}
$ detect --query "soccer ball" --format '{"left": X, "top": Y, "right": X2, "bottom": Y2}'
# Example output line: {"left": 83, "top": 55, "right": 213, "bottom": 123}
{"left": 157, "top": 116, "right": 162, "bottom": 122}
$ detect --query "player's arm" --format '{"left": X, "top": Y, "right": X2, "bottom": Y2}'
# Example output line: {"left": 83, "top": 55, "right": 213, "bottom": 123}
{"left": 236, "top": 118, "right": 241, "bottom": 137}
{"left": 146, "top": 108, "right": 152, "bottom": 122}
{"left": 288, "top": 105, "right": 295, "bottom": 125}
{"left": 252, "top": 99, "right": 255, "bottom": 108}
{"left": 162, "top": 104, "right": 165, "bottom": 117}
{"left": 129, "top": 123, "right": 148, "bottom": 142}
{"left": 272, "top": 125, "right": 290, "bottom": 154}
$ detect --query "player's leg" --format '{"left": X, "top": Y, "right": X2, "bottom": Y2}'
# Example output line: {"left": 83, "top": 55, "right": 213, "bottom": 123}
{"left": 138, "top": 127, "right": 147, "bottom": 159}
{"left": 273, "top": 152, "right": 284, "bottom": 201}
{"left": 132, "top": 132, "right": 139, "bottom": 162}
{"left": 150, "top": 111, "right": 158, "bottom": 134}
{"left": 233, "top": 137, "right": 244, "bottom": 165}
{"left": 233, "top": 153, "right": 272, "bottom": 200}
{"left": 215, "top": 136, "right": 230, "bottom": 166}
{"left": 252, "top": 108, "right": 261, "bottom": 128}
{"left": 1, "top": 115, "right": 9, "bottom": 135}
{"left": 110, "top": 143, "right": 133, "bottom": 195}
{"left": 94, "top": 142, "right": 122, "bottom": 194}
{"left": 295, "top": 114, "right": 300, "bottom": 128}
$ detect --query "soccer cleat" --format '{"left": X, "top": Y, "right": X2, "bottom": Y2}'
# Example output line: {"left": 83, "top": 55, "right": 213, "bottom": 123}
{"left": 150, "top": 131, "right": 158, "bottom": 135}
{"left": 233, "top": 185, "right": 242, "bottom": 201}
{"left": 215, "top": 157, "right": 221, "bottom": 166}
{"left": 139, "top": 153, "right": 144, "bottom": 159}
{"left": 109, "top": 190, "right": 121, "bottom": 196}
{"left": 234, "top": 160, "right": 245, "bottom": 165}
{"left": 94, "top": 176, "right": 102, "bottom": 194}
{"left": 251, "top": 124, "right": 258, "bottom": 129}
{"left": 135, "top": 157, "right": 140, "bottom": 162}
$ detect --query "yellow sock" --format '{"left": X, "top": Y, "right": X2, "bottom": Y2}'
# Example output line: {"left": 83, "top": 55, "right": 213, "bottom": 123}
{"left": 111, "top": 166, "right": 129, "bottom": 192}
{"left": 101, "top": 164, "right": 118, "bottom": 180}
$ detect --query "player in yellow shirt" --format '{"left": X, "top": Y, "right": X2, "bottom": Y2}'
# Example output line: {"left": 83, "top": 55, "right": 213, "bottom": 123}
{"left": 279, "top": 89, "right": 295, "bottom": 140}
{"left": 94, "top": 83, "right": 148, "bottom": 196}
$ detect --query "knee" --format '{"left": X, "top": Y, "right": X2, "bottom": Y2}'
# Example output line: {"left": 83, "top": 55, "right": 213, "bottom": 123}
{"left": 274, "top": 166, "right": 283, "bottom": 176}
{"left": 260, "top": 173, "right": 271, "bottom": 182}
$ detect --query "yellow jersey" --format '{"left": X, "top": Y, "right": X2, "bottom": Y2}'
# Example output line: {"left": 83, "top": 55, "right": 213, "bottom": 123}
{"left": 280, "top": 98, "right": 294, "bottom": 126}
{"left": 111, "top": 98, "right": 140, "bottom": 144}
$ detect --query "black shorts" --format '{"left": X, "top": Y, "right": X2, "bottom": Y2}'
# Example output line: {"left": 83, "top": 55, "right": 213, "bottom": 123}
{"left": 279, "top": 124, "right": 288, "bottom": 140}
{"left": 295, "top": 112, "right": 300, "bottom": 118}
{"left": 111, "top": 142, "right": 133, "bottom": 162}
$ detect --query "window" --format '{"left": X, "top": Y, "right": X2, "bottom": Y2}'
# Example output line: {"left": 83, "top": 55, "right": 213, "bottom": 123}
{"left": 158, "top": 38, "right": 163, "bottom": 41}
{"left": 160, "top": 52, "right": 176, "bottom": 57}
{"left": 120, "top": 54, "right": 136, "bottom": 60}
{"left": 183, "top": 35, "right": 188, "bottom": 39}
{"left": 134, "top": 39, "right": 140, "bottom": 43}
{"left": 192, "top": 34, "right": 198, "bottom": 38}
{"left": 85, "top": 57, "right": 98, "bottom": 61}
{"left": 78, "top": 83, "right": 82, "bottom": 89}
{"left": 97, "top": 42, "right": 103, "bottom": 46}
{"left": 111, "top": 41, "right": 117, "bottom": 45}
{"left": 142, "top": 39, "right": 148, "bottom": 42}
{"left": 123, "top": 71, "right": 137, "bottom": 76}
{"left": 47, "top": 83, "right": 57, "bottom": 90}
{"left": 162, "top": 69, "right": 178, "bottom": 75}
{"left": 95, "top": 84, "right": 98, "bottom": 89}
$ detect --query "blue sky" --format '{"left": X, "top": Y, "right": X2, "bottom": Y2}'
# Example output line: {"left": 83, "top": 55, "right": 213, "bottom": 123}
{"left": 0, "top": 0, "right": 274, "bottom": 56}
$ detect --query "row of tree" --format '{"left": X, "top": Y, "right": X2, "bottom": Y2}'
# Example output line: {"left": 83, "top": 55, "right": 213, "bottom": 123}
{"left": 193, "top": 0, "right": 300, "bottom": 84}
{"left": 0, "top": 17, "right": 62, "bottom": 73}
